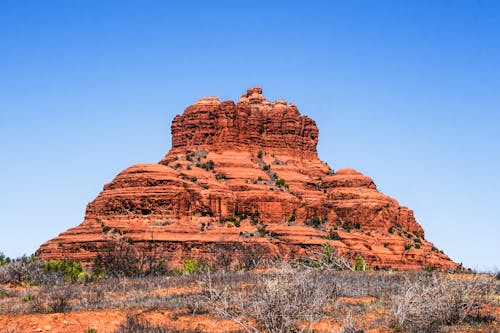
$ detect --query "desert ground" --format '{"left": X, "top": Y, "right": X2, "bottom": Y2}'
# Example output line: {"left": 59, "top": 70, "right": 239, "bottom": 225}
{"left": 0, "top": 255, "right": 498, "bottom": 333}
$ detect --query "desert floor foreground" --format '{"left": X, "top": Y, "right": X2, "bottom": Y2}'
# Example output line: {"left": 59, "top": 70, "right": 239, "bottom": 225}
{"left": 1, "top": 265, "right": 499, "bottom": 333}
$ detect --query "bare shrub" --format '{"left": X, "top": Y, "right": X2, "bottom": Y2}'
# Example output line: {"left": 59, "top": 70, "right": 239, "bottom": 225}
{"left": 299, "top": 244, "right": 355, "bottom": 271}
{"left": 80, "top": 284, "right": 105, "bottom": 309}
{"left": 235, "top": 245, "right": 268, "bottom": 271}
{"left": 11, "top": 281, "right": 78, "bottom": 314}
{"left": 113, "top": 314, "right": 170, "bottom": 333}
{"left": 392, "top": 274, "right": 495, "bottom": 332}
{"left": 42, "top": 284, "right": 75, "bottom": 313}
{"left": 0, "top": 257, "right": 63, "bottom": 285}
{"left": 0, "top": 288, "right": 14, "bottom": 299}
{"left": 204, "top": 265, "right": 339, "bottom": 333}
{"left": 338, "top": 313, "right": 364, "bottom": 333}
{"left": 65, "top": 274, "right": 205, "bottom": 313}
{"left": 211, "top": 250, "right": 232, "bottom": 271}
{"left": 94, "top": 239, "right": 168, "bottom": 278}
{"left": 329, "top": 271, "right": 412, "bottom": 299}
{"left": 26, "top": 293, "right": 46, "bottom": 314}
{"left": 113, "top": 314, "right": 203, "bottom": 333}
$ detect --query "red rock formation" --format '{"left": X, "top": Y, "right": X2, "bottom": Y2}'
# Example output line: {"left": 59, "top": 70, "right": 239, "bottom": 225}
{"left": 170, "top": 87, "right": 318, "bottom": 158}
{"left": 36, "top": 87, "right": 458, "bottom": 270}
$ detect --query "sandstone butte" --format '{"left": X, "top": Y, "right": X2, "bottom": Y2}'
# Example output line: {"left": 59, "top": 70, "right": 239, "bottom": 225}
{"left": 36, "top": 87, "right": 458, "bottom": 270}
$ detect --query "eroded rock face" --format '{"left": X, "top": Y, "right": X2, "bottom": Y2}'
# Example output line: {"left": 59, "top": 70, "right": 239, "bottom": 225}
{"left": 36, "top": 87, "right": 458, "bottom": 270}
{"left": 171, "top": 88, "right": 319, "bottom": 158}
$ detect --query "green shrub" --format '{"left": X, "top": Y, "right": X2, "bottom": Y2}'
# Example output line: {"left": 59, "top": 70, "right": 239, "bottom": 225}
{"left": 354, "top": 256, "right": 368, "bottom": 271}
{"left": 181, "top": 259, "right": 203, "bottom": 275}
{"left": 85, "top": 329, "right": 97, "bottom": 333}
{"left": 215, "top": 172, "right": 227, "bottom": 180}
{"left": 276, "top": 178, "right": 288, "bottom": 188}
{"left": 250, "top": 213, "right": 260, "bottom": 225}
{"left": 257, "top": 150, "right": 264, "bottom": 158}
{"left": 341, "top": 221, "right": 360, "bottom": 232}
{"left": 257, "top": 225, "right": 269, "bottom": 237}
{"left": 262, "top": 164, "right": 270, "bottom": 171}
{"left": 43, "top": 259, "right": 90, "bottom": 282}
{"left": 324, "top": 229, "right": 342, "bottom": 240}
{"left": 404, "top": 243, "right": 412, "bottom": 251}
{"left": 0, "top": 252, "right": 10, "bottom": 266}
{"left": 77, "top": 270, "right": 91, "bottom": 281}
{"left": 196, "top": 160, "right": 214, "bottom": 171}
{"left": 225, "top": 215, "right": 237, "bottom": 222}
{"left": 320, "top": 244, "right": 335, "bottom": 266}
{"left": 307, "top": 216, "right": 327, "bottom": 228}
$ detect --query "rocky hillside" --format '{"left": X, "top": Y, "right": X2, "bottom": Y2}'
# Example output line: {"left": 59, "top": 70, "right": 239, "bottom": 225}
{"left": 36, "top": 87, "right": 458, "bottom": 270}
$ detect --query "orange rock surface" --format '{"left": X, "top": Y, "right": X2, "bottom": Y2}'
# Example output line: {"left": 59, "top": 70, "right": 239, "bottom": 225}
{"left": 36, "top": 87, "right": 458, "bottom": 270}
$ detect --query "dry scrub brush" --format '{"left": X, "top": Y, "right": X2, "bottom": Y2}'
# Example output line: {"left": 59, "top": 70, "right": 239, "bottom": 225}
{"left": 391, "top": 273, "right": 496, "bottom": 332}
{"left": 338, "top": 313, "right": 364, "bottom": 333}
{"left": 203, "top": 264, "right": 339, "bottom": 333}
{"left": 0, "top": 256, "right": 64, "bottom": 285}
{"left": 113, "top": 313, "right": 204, "bottom": 333}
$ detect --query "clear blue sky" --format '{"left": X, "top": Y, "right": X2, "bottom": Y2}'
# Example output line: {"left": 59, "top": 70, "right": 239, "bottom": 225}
{"left": 1, "top": 1, "right": 498, "bottom": 271}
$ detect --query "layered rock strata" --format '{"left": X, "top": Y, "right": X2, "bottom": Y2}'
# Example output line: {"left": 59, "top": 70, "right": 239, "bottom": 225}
{"left": 36, "top": 87, "right": 458, "bottom": 270}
